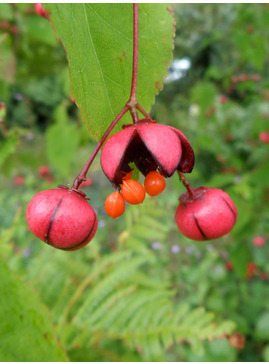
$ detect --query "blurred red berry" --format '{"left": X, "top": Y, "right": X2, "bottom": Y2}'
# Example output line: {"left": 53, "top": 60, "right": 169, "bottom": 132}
{"left": 225, "top": 261, "right": 233, "bottom": 272}
{"left": 14, "top": 175, "right": 25, "bottom": 186}
{"left": 0, "top": 21, "right": 10, "bottom": 29}
{"left": 251, "top": 74, "right": 260, "bottom": 82}
{"left": 219, "top": 95, "right": 228, "bottom": 103}
{"left": 45, "top": 177, "right": 54, "bottom": 184}
{"left": 39, "top": 165, "right": 50, "bottom": 177}
{"left": 10, "top": 26, "right": 19, "bottom": 34}
{"left": 259, "top": 131, "right": 269, "bottom": 144}
{"left": 231, "top": 75, "right": 240, "bottom": 83}
{"left": 260, "top": 272, "right": 267, "bottom": 280}
{"left": 238, "top": 74, "right": 248, "bottom": 82}
{"left": 253, "top": 236, "right": 266, "bottom": 247}
{"left": 205, "top": 107, "right": 216, "bottom": 118}
{"left": 246, "top": 262, "right": 257, "bottom": 279}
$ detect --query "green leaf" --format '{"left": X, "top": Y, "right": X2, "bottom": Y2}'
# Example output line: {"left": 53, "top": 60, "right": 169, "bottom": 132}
{"left": 0, "top": 260, "right": 68, "bottom": 361}
{"left": 44, "top": 4, "right": 175, "bottom": 139}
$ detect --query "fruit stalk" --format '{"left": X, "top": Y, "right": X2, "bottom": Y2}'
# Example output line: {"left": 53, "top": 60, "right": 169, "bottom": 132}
{"left": 127, "top": 3, "right": 139, "bottom": 124}
{"left": 72, "top": 105, "right": 128, "bottom": 190}
{"left": 126, "top": 4, "right": 154, "bottom": 123}
{"left": 178, "top": 171, "right": 195, "bottom": 199}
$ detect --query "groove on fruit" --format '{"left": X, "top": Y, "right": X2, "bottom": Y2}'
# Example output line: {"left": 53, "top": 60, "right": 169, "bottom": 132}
{"left": 221, "top": 197, "right": 237, "bottom": 222}
{"left": 193, "top": 213, "right": 208, "bottom": 240}
{"left": 45, "top": 196, "right": 65, "bottom": 245}
{"left": 62, "top": 214, "right": 97, "bottom": 251}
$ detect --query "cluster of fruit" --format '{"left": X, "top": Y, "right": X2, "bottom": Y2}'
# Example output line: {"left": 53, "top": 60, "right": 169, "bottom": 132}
{"left": 14, "top": 165, "right": 54, "bottom": 187}
{"left": 104, "top": 170, "right": 166, "bottom": 219}
{"left": 231, "top": 73, "right": 261, "bottom": 83}
{"left": 26, "top": 117, "right": 238, "bottom": 250}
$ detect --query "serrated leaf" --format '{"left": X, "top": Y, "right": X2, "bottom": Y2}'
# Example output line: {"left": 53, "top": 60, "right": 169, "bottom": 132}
{"left": 44, "top": 3, "right": 175, "bottom": 139}
{"left": 0, "top": 260, "right": 68, "bottom": 361}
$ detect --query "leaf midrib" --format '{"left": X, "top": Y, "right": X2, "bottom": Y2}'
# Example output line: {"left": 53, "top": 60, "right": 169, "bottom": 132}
{"left": 82, "top": 4, "right": 114, "bottom": 119}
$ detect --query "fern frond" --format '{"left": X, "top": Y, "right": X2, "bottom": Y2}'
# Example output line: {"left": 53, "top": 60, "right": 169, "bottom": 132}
{"left": 86, "top": 285, "right": 137, "bottom": 326}
{"left": 82, "top": 299, "right": 236, "bottom": 361}
{"left": 73, "top": 255, "right": 152, "bottom": 324}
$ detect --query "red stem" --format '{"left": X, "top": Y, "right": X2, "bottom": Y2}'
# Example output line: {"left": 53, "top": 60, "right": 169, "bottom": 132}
{"left": 178, "top": 171, "right": 195, "bottom": 199}
{"left": 136, "top": 103, "right": 154, "bottom": 122}
{"left": 127, "top": 3, "right": 139, "bottom": 124}
{"left": 72, "top": 106, "right": 129, "bottom": 190}
{"left": 129, "top": 3, "right": 138, "bottom": 105}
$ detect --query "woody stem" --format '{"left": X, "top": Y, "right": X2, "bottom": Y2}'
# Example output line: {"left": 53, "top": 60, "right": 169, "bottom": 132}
{"left": 178, "top": 171, "right": 195, "bottom": 199}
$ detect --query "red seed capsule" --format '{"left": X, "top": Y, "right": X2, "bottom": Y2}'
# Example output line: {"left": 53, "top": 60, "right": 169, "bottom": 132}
{"left": 26, "top": 186, "right": 98, "bottom": 250}
{"left": 175, "top": 187, "right": 237, "bottom": 241}
{"left": 100, "top": 119, "right": 194, "bottom": 187}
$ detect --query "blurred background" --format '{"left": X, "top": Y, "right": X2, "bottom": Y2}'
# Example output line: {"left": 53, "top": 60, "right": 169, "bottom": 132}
{"left": 0, "top": 3, "right": 269, "bottom": 362}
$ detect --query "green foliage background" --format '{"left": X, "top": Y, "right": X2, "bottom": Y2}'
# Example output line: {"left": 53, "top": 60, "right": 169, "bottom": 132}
{"left": 0, "top": 3, "right": 269, "bottom": 362}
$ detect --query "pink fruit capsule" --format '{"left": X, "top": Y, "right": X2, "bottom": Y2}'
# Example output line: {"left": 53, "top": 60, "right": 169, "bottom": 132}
{"left": 175, "top": 187, "right": 237, "bottom": 241}
{"left": 100, "top": 119, "right": 194, "bottom": 187}
{"left": 26, "top": 185, "right": 98, "bottom": 250}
